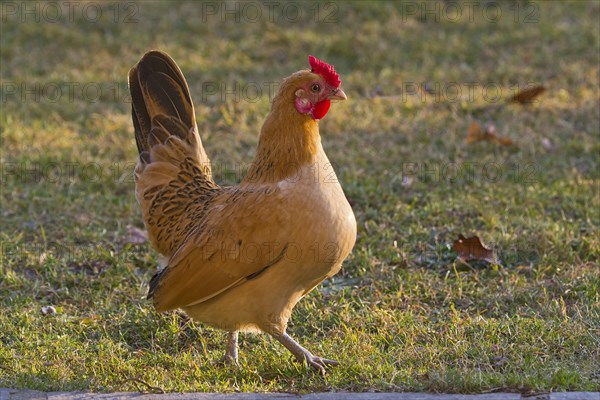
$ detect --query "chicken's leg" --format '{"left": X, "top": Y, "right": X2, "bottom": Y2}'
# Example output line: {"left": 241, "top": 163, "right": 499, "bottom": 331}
{"left": 218, "top": 331, "right": 239, "bottom": 365}
{"left": 271, "top": 331, "right": 339, "bottom": 375}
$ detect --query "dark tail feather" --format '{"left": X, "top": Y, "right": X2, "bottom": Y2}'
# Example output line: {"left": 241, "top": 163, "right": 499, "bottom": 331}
{"left": 129, "top": 62, "right": 151, "bottom": 154}
{"left": 147, "top": 268, "right": 166, "bottom": 300}
{"left": 128, "top": 50, "right": 196, "bottom": 155}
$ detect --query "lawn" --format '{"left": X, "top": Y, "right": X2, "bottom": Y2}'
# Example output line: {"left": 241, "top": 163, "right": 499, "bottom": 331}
{"left": 0, "top": 0, "right": 598, "bottom": 394}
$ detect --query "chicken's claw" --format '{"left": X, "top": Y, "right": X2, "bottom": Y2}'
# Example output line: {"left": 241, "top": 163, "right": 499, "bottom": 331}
{"left": 301, "top": 355, "right": 339, "bottom": 375}
{"left": 272, "top": 331, "right": 338, "bottom": 375}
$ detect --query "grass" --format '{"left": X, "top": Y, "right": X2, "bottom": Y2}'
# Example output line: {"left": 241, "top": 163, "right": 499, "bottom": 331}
{"left": 1, "top": 0, "right": 599, "bottom": 394}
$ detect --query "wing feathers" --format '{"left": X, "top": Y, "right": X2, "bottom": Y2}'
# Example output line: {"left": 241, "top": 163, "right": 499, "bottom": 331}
{"left": 152, "top": 241, "right": 289, "bottom": 311}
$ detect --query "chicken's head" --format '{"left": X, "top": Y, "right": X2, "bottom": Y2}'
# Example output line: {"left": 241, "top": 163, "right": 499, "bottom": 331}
{"left": 292, "top": 55, "right": 347, "bottom": 120}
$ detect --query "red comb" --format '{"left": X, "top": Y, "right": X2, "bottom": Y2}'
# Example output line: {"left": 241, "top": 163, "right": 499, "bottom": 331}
{"left": 308, "top": 55, "right": 341, "bottom": 88}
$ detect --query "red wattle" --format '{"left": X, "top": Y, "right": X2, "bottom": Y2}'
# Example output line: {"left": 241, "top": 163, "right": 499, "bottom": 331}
{"left": 311, "top": 99, "right": 331, "bottom": 120}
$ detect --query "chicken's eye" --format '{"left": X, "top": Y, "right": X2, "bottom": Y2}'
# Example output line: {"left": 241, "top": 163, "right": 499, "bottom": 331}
{"left": 311, "top": 83, "right": 321, "bottom": 93}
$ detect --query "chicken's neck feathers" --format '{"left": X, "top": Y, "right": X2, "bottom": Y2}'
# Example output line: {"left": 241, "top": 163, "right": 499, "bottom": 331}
{"left": 244, "top": 96, "right": 320, "bottom": 184}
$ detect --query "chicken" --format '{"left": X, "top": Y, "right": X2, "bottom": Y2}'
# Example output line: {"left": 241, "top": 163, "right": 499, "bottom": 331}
{"left": 128, "top": 51, "right": 356, "bottom": 374}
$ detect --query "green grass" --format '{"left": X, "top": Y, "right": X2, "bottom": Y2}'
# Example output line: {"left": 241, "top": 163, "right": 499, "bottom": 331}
{"left": 1, "top": 0, "right": 599, "bottom": 394}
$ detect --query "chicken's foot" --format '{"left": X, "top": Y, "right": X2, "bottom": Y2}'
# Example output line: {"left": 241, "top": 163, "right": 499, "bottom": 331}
{"left": 271, "top": 331, "right": 339, "bottom": 375}
{"left": 218, "top": 331, "right": 239, "bottom": 365}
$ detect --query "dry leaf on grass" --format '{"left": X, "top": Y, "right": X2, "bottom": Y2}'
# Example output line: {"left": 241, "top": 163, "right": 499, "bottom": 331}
{"left": 453, "top": 234, "right": 497, "bottom": 264}
{"left": 467, "top": 122, "right": 514, "bottom": 146}
{"left": 510, "top": 85, "right": 546, "bottom": 104}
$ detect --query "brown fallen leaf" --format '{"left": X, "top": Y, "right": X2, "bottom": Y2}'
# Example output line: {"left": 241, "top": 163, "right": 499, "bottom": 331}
{"left": 466, "top": 121, "right": 484, "bottom": 144}
{"left": 453, "top": 234, "right": 497, "bottom": 264}
{"left": 126, "top": 225, "right": 148, "bottom": 245}
{"left": 510, "top": 85, "right": 546, "bottom": 104}
{"left": 466, "top": 122, "right": 514, "bottom": 146}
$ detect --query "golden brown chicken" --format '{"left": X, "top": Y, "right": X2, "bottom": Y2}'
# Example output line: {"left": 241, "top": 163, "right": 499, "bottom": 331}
{"left": 128, "top": 51, "right": 356, "bottom": 374}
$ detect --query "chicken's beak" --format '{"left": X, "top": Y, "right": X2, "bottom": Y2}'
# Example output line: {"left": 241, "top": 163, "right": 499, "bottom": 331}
{"left": 329, "top": 88, "right": 347, "bottom": 101}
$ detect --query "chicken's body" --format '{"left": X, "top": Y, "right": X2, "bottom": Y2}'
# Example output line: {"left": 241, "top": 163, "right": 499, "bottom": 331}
{"left": 129, "top": 51, "right": 355, "bottom": 373}
{"left": 184, "top": 151, "right": 356, "bottom": 334}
